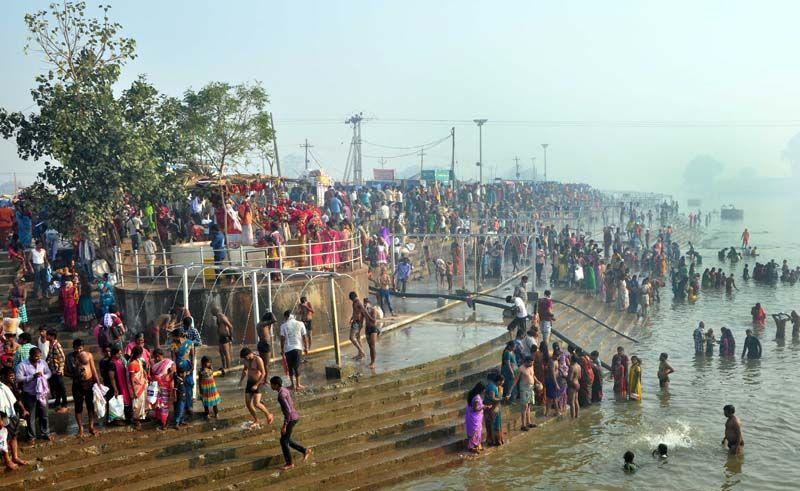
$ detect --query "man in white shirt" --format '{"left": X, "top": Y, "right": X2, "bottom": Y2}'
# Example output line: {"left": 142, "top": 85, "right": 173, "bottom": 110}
{"left": 379, "top": 202, "right": 391, "bottom": 227}
{"left": 30, "top": 242, "right": 48, "bottom": 299}
{"left": 279, "top": 310, "right": 309, "bottom": 390}
{"left": 141, "top": 235, "right": 158, "bottom": 277}
{"left": 126, "top": 214, "right": 143, "bottom": 251}
{"left": 506, "top": 294, "right": 528, "bottom": 340}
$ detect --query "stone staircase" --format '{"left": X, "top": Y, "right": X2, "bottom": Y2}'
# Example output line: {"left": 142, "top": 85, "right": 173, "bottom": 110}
{"left": 1, "top": 282, "right": 644, "bottom": 491}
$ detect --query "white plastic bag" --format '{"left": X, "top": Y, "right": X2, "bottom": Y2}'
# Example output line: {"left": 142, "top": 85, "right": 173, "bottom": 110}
{"left": 146, "top": 381, "right": 158, "bottom": 405}
{"left": 92, "top": 383, "right": 109, "bottom": 419}
{"left": 108, "top": 395, "right": 125, "bottom": 421}
{"left": 574, "top": 266, "right": 584, "bottom": 281}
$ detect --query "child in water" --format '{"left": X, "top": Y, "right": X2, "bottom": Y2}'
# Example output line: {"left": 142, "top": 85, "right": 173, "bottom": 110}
{"left": 199, "top": 356, "right": 221, "bottom": 420}
{"left": 623, "top": 451, "right": 638, "bottom": 473}
{"left": 652, "top": 443, "right": 668, "bottom": 458}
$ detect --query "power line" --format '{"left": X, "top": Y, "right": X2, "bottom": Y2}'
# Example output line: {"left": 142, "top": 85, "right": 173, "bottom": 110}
{"left": 362, "top": 133, "right": 451, "bottom": 150}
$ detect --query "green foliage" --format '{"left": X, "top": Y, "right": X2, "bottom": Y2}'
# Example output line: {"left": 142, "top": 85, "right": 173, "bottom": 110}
{"left": 0, "top": 2, "right": 187, "bottom": 238}
{"left": 183, "top": 81, "right": 274, "bottom": 177}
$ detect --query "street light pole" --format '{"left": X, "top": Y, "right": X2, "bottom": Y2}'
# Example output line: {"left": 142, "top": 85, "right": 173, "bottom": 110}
{"left": 541, "top": 143, "right": 549, "bottom": 182}
{"left": 474, "top": 119, "right": 487, "bottom": 185}
{"left": 531, "top": 157, "right": 536, "bottom": 182}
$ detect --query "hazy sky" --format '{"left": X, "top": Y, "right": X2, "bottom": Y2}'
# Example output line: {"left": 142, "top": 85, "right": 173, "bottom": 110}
{"left": 3, "top": 0, "right": 800, "bottom": 190}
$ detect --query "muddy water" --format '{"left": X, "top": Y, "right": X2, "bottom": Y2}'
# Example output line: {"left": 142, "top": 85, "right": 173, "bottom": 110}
{"left": 396, "top": 196, "right": 800, "bottom": 491}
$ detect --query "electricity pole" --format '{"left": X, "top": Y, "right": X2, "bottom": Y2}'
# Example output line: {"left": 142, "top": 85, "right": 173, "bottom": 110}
{"left": 473, "top": 119, "right": 487, "bottom": 185}
{"left": 345, "top": 113, "right": 364, "bottom": 184}
{"left": 514, "top": 156, "right": 520, "bottom": 180}
{"left": 418, "top": 147, "right": 425, "bottom": 176}
{"left": 450, "top": 127, "right": 456, "bottom": 189}
{"left": 531, "top": 157, "right": 537, "bottom": 181}
{"left": 270, "top": 112, "right": 282, "bottom": 177}
{"left": 541, "top": 143, "right": 549, "bottom": 182}
{"left": 300, "top": 139, "right": 313, "bottom": 171}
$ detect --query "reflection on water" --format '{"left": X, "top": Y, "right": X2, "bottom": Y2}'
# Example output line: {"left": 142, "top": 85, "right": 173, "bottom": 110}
{"left": 395, "top": 196, "right": 800, "bottom": 491}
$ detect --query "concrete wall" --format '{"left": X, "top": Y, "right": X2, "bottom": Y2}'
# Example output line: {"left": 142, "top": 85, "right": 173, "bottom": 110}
{"left": 116, "top": 267, "right": 370, "bottom": 350}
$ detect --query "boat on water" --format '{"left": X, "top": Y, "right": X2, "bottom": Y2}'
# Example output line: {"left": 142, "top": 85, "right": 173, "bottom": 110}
{"left": 720, "top": 205, "right": 743, "bottom": 220}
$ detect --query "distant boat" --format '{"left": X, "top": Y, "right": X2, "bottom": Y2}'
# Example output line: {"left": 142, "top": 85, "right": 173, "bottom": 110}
{"left": 720, "top": 205, "right": 743, "bottom": 220}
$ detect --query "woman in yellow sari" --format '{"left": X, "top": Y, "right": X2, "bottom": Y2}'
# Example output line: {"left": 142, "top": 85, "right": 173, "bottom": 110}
{"left": 628, "top": 355, "right": 642, "bottom": 402}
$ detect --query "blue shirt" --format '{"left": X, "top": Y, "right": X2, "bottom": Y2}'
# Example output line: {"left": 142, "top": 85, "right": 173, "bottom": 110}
{"left": 329, "top": 196, "right": 342, "bottom": 213}
{"left": 211, "top": 231, "right": 226, "bottom": 260}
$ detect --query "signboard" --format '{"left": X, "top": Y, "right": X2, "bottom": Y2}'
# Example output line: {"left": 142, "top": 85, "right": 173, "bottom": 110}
{"left": 373, "top": 168, "right": 395, "bottom": 181}
{"left": 421, "top": 169, "right": 451, "bottom": 182}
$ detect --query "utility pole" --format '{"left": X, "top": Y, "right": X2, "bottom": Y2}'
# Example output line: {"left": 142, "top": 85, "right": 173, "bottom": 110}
{"left": 513, "top": 156, "right": 520, "bottom": 180}
{"left": 300, "top": 139, "right": 313, "bottom": 171}
{"left": 12, "top": 173, "right": 17, "bottom": 194}
{"left": 418, "top": 147, "right": 426, "bottom": 176}
{"left": 531, "top": 157, "right": 537, "bottom": 182}
{"left": 541, "top": 143, "right": 549, "bottom": 182}
{"left": 450, "top": 127, "right": 456, "bottom": 189}
{"left": 473, "top": 119, "right": 487, "bottom": 185}
{"left": 345, "top": 113, "right": 364, "bottom": 184}
{"left": 270, "top": 112, "right": 282, "bottom": 177}
{"left": 379, "top": 157, "right": 387, "bottom": 168}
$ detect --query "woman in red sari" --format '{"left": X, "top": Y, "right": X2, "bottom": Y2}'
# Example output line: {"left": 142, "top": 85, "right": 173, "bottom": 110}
{"left": 60, "top": 280, "right": 78, "bottom": 332}
{"left": 321, "top": 226, "right": 340, "bottom": 269}
{"left": 309, "top": 226, "right": 324, "bottom": 268}
{"left": 339, "top": 222, "right": 352, "bottom": 268}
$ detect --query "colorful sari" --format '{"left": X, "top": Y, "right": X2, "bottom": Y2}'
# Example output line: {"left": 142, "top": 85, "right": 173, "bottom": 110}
{"left": 150, "top": 358, "right": 174, "bottom": 426}
{"left": 111, "top": 357, "right": 132, "bottom": 406}
{"left": 128, "top": 358, "right": 148, "bottom": 420}
{"left": 612, "top": 354, "right": 628, "bottom": 397}
{"left": 628, "top": 363, "right": 642, "bottom": 401}
{"left": 61, "top": 285, "right": 78, "bottom": 331}
{"left": 464, "top": 394, "right": 484, "bottom": 450}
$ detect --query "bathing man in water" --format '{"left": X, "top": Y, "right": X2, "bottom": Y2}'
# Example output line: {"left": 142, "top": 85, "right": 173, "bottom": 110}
{"left": 722, "top": 404, "right": 743, "bottom": 455}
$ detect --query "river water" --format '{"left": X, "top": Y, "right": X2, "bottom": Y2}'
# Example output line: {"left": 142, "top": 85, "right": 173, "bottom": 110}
{"left": 395, "top": 195, "right": 800, "bottom": 491}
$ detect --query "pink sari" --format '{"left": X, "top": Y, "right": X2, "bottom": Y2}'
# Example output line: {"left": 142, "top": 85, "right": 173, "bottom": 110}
{"left": 112, "top": 357, "right": 132, "bottom": 406}
{"left": 150, "top": 358, "right": 174, "bottom": 426}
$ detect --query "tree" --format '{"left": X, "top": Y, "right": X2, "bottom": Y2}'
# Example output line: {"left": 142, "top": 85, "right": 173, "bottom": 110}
{"left": 183, "top": 81, "right": 274, "bottom": 178}
{"left": 682, "top": 155, "right": 725, "bottom": 192}
{"left": 0, "top": 1, "right": 186, "bottom": 240}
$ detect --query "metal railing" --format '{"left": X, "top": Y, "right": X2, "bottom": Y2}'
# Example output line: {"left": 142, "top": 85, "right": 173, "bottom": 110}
{"left": 113, "top": 233, "right": 364, "bottom": 288}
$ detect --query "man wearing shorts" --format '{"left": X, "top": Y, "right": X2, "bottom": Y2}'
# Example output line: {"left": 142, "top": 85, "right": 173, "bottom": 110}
{"left": 68, "top": 340, "right": 100, "bottom": 438}
{"left": 538, "top": 290, "right": 555, "bottom": 346}
{"left": 212, "top": 306, "right": 233, "bottom": 376}
{"left": 238, "top": 348, "right": 273, "bottom": 430}
{"left": 363, "top": 299, "right": 381, "bottom": 369}
{"left": 279, "top": 310, "right": 308, "bottom": 390}
{"left": 509, "top": 356, "right": 539, "bottom": 431}
{"left": 295, "top": 297, "right": 314, "bottom": 352}
{"left": 348, "top": 291, "right": 370, "bottom": 360}
{"left": 256, "top": 312, "right": 276, "bottom": 375}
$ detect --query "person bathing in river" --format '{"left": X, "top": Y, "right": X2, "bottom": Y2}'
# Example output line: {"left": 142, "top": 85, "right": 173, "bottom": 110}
{"left": 722, "top": 404, "right": 744, "bottom": 455}
{"left": 508, "top": 356, "right": 541, "bottom": 429}
{"left": 725, "top": 275, "right": 738, "bottom": 293}
{"left": 772, "top": 313, "right": 790, "bottom": 340}
{"left": 751, "top": 303, "right": 766, "bottom": 325}
{"left": 611, "top": 346, "right": 629, "bottom": 399}
{"left": 792, "top": 311, "right": 800, "bottom": 338}
{"left": 657, "top": 352, "right": 674, "bottom": 389}
{"left": 719, "top": 327, "right": 736, "bottom": 357}
{"left": 741, "top": 329, "right": 762, "bottom": 359}
{"left": 705, "top": 327, "right": 717, "bottom": 355}
{"left": 693, "top": 321, "right": 706, "bottom": 355}
{"left": 742, "top": 264, "right": 750, "bottom": 281}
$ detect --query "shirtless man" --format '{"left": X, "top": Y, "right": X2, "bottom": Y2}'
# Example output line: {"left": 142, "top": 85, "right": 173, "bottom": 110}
{"left": 725, "top": 275, "right": 738, "bottom": 294}
{"left": 212, "top": 306, "right": 233, "bottom": 375}
{"left": 348, "top": 291, "right": 372, "bottom": 360}
{"left": 567, "top": 354, "right": 582, "bottom": 419}
{"left": 508, "top": 356, "right": 540, "bottom": 431}
{"left": 657, "top": 352, "right": 675, "bottom": 389}
{"left": 256, "top": 312, "right": 276, "bottom": 374}
{"left": 67, "top": 339, "right": 100, "bottom": 438}
{"left": 295, "top": 297, "right": 314, "bottom": 352}
{"left": 238, "top": 347, "right": 274, "bottom": 429}
{"left": 722, "top": 404, "right": 744, "bottom": 455}
{"left": 772, "top": 313, "right": 790, "bottom": 340}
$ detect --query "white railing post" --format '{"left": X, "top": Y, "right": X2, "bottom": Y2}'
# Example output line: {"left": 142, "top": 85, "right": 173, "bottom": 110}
{"left": 251, "top": 270, "right": 259, "bottom": 347}
{"left": 162, "top": 249, "right": 169, "bottom": 288}
{"left": 329, "top": 275, "right": 341, "bottom": 367}
{"left": 134, "top": 250, "right": 140, "bottom": 288}
{"left": 182, "top": 268, "right": 189, "bottom": 307}
{"left": 199, "top": 246, "right": 206, "bottom": 288}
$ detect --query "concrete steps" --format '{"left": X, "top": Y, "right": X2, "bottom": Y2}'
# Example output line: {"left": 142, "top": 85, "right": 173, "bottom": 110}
{"left": 4, "top": 329, "right": 508, "bottom": 490}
